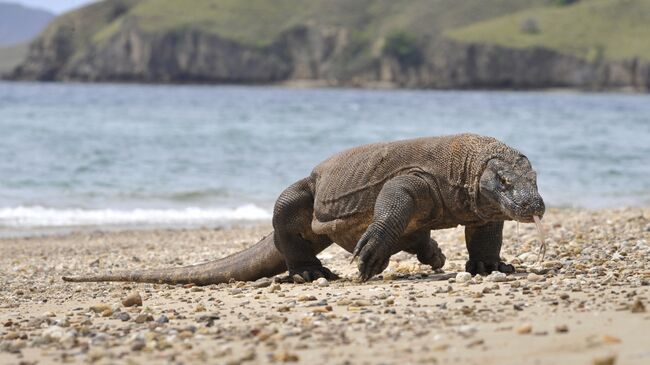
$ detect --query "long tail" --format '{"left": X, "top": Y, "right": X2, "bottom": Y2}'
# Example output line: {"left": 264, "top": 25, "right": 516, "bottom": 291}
{"left": 62, "top": 232, "right": 287, "bottom": 285}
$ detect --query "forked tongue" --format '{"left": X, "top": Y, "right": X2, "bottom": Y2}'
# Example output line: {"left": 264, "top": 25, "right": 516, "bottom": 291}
{"left": 532, "top": 215, "right": 547, "bottom": 265}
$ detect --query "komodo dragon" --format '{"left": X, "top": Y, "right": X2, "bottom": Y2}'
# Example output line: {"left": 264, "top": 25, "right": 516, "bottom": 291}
{"left": 63, "top": 133, "right": 545, "bottom": 285}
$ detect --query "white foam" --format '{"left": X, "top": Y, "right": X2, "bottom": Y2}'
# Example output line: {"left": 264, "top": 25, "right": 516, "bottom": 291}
{"left": 0, "top": 205, "right": 271, "bottom": 228}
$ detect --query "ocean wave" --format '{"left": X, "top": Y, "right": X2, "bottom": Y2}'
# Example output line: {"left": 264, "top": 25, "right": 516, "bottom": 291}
{"left": 0, "top": 205, "right": 271, "bottom": 228}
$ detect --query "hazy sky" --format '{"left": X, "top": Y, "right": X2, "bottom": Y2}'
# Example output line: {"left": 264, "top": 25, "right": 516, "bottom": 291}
{"left": 13, "top": 0, "right": 95, "bottom": 13}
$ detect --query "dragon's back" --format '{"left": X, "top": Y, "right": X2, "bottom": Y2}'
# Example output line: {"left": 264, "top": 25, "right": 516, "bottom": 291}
{"left": 311, "top": 136, "right": 445, "bottom": 222}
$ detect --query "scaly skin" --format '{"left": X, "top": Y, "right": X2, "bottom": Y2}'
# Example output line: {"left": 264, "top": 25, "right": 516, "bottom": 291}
{"left": 63, "top": 133, "right": 545, "bottom": 285}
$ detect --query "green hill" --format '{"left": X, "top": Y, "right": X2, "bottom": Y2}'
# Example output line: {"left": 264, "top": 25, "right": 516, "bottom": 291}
{"left": 109, "top": 0, "right": 547, "bottom": 46}
{"left": 447, "top": 0, "right": 650, "bottom": 62}
{"left": 7, "top": 0, "right": 650, "bottom": 90}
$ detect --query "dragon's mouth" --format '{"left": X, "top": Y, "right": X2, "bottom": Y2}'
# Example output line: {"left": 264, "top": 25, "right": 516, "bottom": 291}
{"left": 497, "top": 193, "right": 539, "bottom": 223}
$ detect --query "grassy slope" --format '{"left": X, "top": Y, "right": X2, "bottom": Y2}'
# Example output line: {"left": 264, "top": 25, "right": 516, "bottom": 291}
{"left": 34, "top": 0, "right": 139, "bottom": 63}
{"left": 94, "top": 0, "right": 548, "bottom": 46}
{"left": 447, "top": 0, "right": 650, "bottom": 61}
{"left": 0, "top": 43, "right": 29, "bottom": 74}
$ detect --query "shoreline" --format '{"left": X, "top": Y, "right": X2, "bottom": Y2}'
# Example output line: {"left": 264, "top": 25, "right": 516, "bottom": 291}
{"left": 1, "top": 206, "right": 649, "bottom": 364}
{"left": 0, "top": 205, "right": 646, "bottom": 239}
{"left": 1, "top": 78, "right": 648, "bottom": 95}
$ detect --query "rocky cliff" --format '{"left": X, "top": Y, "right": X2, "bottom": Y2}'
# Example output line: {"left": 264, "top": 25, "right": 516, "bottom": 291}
{"left": 8, "top": 0, "right": 650, "bottom": 91}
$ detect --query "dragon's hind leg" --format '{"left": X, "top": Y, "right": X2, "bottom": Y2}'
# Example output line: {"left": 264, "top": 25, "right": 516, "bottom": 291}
{"left": 273, "top": 178, "right": 336, "bottom": 282}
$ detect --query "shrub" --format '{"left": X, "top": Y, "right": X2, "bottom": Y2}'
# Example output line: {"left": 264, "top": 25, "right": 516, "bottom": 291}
{"left": 382, "top": 31, "right": 423, "bottom": 67}
{"left": 520, "top": 18, "right": 540, "bottom": 34}
{"left": 553, "top": 0, "right": 579, "bottom": 6}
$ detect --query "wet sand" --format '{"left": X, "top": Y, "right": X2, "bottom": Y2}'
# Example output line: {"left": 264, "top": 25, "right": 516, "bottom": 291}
{"left": 1, "top": 207, "right": 649, "bottom": 364}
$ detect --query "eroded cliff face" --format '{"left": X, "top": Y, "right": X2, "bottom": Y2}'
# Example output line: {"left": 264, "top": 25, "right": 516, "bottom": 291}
{"left": 9, "top": 18, "right": 650, "bottom": 91}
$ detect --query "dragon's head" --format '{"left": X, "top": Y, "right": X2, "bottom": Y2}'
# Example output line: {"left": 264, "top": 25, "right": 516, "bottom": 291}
{"left": 478, "top": 156, "right": 545, "bottom": 223}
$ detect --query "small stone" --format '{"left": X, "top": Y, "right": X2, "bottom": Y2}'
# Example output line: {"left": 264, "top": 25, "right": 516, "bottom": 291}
{"left": 602, "top": 335, "right": 621, "bottom": 344}
{"left": 277, "top": 306, "right": 291, "bottom": 312}
{"left": 89, "top": 304, "right": 111, "bottom": 313}
{"left": 485, "top": 272, "right": 507, "bottom": 282}
{"left": 517, "top": 324, "right": 533, "bottom": 334}
{"left": 630, "top": 299, "right": 646, "bottom": 313}
{"left": 592, "top": 354, "right": 617, "bottom": 365}
{"left": 196, "top": 313, "right": 220, "bottom": 323}
{"left": 100, "top": 308, "right": 113, "bottom": 317}
{"left": 315, "top": 277, "right": 329, "bottom": 287}
{"left": 59, "top": 331, "right": 76, "bottom": 347}
{"left": 115, "top": 312, "right": 130, "bottom": 321}
{"left": 156, "top": 315, "right": 169, "bottom": 324}
{"left": 555, "top": 324, "right": 569, "bottom": 333}
{"left": 456, "top": 272, "right": 472, "bottom": 283}
{"left": 131, "top": 340, "right": 146, "bottom": 351}
{"left": 292, "top": 274, "right": 306, "bottom": 284}
{"left": 273, "top": 350, "right": 299, "bottom": 362}
{"left": 252, "top": 278, "right": 272, "bottom": 288}
{"left": 122, "top": 292, "right": 143, "bottom": 307}
{"left": 517, "top": 252, "right": 537, "bottom": 264}
{"left": 527, "top": 273, "right": 544, "bottom": 282}
{"left": 530, "top": 267, "right": 549, "bottom": 275}
{"left": 336, "top": 298, "right": 352, "bottom": 306}
{"left": 311, "top": 306, "right": 333, "bottom": 313}
{"left": 352, "top": 299, "right": 372, "bottom": 307}
{"left": 42, "top": 326, "right": 65, "bottom": 343}
{"left": 134, "top": 314, "right": 154, "bottom": 323}
{"left": 298, "top": 295, "right": 317, "bottom": 302}
{"left": 268, "top": 284, "right": 281, "bottom": 293}
{"left": 195, "top": 304, "right": 206, "bottom": 312}
{"left": 4, "top": 332, "right": 19, "bottom": 340}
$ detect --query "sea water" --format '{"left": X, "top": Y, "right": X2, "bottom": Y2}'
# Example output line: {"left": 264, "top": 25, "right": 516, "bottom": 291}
{"left": 1, "top": 81, "right": 648, "bottom": 232}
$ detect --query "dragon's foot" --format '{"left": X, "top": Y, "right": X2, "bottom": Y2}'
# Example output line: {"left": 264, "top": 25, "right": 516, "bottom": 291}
{"left": 415, "top": 240, "right": 446, "bottom": 271}
{"left": 465, "top": 260, "right": 515, "bottom": 276}
{"left": 289, "top": 265, "right": 339, "bottom": 283}
{"left": 353, "top": 227, "right": 392, "bottom": 282}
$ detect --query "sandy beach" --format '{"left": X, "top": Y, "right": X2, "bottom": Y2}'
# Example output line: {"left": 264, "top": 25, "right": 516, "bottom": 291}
{"left": 1, "top": 207, "right": 649, "bottom": 365}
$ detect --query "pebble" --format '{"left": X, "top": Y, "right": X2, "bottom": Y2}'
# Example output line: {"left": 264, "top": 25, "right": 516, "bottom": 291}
{"left": 592, "top": 355, "right": 617, "bottom": 365}
{"left": 630, "top": 299, "right": 646, "bottom": 313}
{"left": 122, "top": 292, "right": 143, "bottom": 307}
{"left": 527, "top": 273, "right": 545, "bottom": 282}
{"left": 272, "top": 350, "right": 299, "bottom": 362}
{"left": 485, "top": 272, "right": 507, "bottom": 282}
{"left": 4, "top": 332, "right": 19, "bottom": 340}
{"left": 268, "top": 283, "right": 281, "bottom": 293}
{"left": 517, "top": 324, "right": 533, "bottom": 334}
{"left": 455, "top": 272, "right": 472, "bottom": 283}
{"left": 41, "top": 326, "right": 65, "bottom": 342}
{"left": 252, "top": 277, "right": 272, "bottom": 288}
{"left": 89, "top": 304, "right": 111, "bottom": 313}
{"left": 517, "top": 252, "right": 537, "bottom": 263}
{"left": 555, "top": 324, "right": 569, "bottom": 333}
{"left": 131, "top": 340, "right": 146, "bottom": 351}
{"left": 315, "top": 277, "right": 329, "bottom": 287}
{"left": 112, "top": 312, "right": 130, "bottom": 321}
{"left": 156, "top": 315, "right": 169, "bottom": 324}
{"left": 292, "top": 274, "right": 306, "bottom": 284}
{"left": 134, "top": 314, "right": 154, "bottom": 323}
